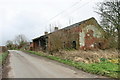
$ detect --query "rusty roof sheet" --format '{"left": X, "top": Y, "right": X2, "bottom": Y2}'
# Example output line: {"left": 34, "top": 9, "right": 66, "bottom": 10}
{"left": 33, "top": 17, "right": 96, "bottom": 40}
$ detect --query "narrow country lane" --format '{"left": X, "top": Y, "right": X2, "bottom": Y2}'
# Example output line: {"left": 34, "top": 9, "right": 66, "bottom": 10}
{"left": 4, "top": 50, "right": 106, "bottom": 78}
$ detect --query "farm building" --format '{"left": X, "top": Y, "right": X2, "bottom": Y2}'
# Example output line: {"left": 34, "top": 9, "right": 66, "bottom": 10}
{"left": 33, "top": 17, "right": 107, "bottom": 52}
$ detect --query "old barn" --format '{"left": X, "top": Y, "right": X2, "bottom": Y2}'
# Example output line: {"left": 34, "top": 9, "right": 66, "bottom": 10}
{"left": 33, "top": 17, "right": 107, "bottom": 52}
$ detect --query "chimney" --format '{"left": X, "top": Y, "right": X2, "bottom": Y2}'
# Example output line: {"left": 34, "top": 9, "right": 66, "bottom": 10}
{"left": 44, "top": 31, "right": 48, "bottom": 35}
{"left": 54, "top": 27, "right": 58, "bottom": 31}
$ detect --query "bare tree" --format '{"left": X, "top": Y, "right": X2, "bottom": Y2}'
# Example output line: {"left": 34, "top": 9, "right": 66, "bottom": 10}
{"left": 14, "top": 34, "right": 28, "bottom": 48}
{"left": 6, "top": 40, "right": 13, "bottom": 49}
{"left": 96, "top": 0, "right": 120, "bottom": 51}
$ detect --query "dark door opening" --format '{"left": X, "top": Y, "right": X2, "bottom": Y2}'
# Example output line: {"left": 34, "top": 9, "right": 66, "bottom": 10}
{"left": 72, "top": 41, "right": 76, "bottom": 49}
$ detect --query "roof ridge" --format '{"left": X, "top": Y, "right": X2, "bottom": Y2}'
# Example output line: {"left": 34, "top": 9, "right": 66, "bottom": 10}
{"left": 33, "top": 17, "right": 96, "bottom": 40}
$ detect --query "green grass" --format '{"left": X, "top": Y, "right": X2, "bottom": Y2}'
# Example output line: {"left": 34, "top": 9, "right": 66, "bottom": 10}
{"left": 83, "top": 61, "right": 119, "bottom": 78}
{"left": 0, "top": 52, "right": 9, "bottom": 64}
{"left": 25, "top": 50, "right": 120, "bottom": 78}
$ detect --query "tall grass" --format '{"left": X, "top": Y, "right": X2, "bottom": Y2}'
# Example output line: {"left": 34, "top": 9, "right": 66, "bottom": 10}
{"left": 0, "top": 52, "right": 9, "bottom": 64}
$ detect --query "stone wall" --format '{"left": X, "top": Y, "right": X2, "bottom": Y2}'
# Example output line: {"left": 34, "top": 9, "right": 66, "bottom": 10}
{"left": 0, "top": 46, "right": 8, "bottom": 53}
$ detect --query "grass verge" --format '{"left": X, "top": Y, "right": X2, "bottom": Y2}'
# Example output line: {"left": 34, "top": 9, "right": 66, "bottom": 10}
{"left": 25, "top": 50, "right": 120, "bottom": 78}
{"left": 0, "top": 52, "right": 9, "bottom": 65}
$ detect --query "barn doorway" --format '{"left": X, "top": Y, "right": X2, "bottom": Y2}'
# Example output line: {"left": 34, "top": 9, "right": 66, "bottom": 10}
{"left": 72, "top": 41, "right": 76, "bottom": 49}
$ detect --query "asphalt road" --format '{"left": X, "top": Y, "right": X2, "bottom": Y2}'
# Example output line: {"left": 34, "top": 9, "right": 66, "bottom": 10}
{"left": 4, "top": 50, "right": 106, "bottom": 78}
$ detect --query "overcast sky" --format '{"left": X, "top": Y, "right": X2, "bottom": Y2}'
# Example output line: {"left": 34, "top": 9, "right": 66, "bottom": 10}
{"left": 0, "top": 0, "right": 103, "bottom": 46}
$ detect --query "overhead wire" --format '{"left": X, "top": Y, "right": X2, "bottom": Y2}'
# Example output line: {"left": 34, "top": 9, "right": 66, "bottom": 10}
{"left": 46, "top": 1, "right": 92, "bottom": 26}
{"left": 45, "top": 0, "right": 82, "bottom": 24}
{"left": 42, "top": 0, "right": 93, "bottom": 33}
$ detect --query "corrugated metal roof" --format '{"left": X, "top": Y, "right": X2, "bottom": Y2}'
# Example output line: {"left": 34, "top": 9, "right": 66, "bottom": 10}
{"left": 33, "top": 17, "right": 95, "bottom": 40}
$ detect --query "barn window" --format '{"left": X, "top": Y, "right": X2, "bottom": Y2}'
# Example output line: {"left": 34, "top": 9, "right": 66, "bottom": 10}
{"left": 72, "top": 41, "right": 76, "bottom": 49}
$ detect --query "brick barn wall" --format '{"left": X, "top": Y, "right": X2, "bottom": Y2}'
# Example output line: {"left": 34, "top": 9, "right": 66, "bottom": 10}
{"left": 33, "top": 40, "right": 40, "bottom": 51}
{"left": 78, "top": 18, "right": 107, "bottom": 50}
{"left": 47, "top": 26, "right": 80, "bottom": 52}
